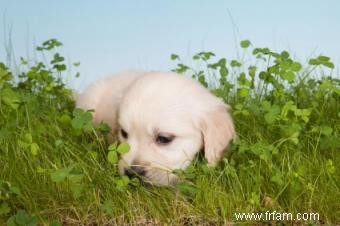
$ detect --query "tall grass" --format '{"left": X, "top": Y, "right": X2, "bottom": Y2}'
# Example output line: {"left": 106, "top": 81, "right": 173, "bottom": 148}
{"left": 0, "top": 39, "right": 339, "bottom": 225}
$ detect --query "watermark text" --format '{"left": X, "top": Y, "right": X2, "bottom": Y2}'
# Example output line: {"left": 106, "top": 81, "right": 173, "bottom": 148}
{"left": 234, "top": 211, "right": 319, "bottom": 222}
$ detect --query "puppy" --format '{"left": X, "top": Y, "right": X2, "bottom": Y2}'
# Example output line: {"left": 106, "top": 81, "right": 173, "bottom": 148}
{"left": 76, "top": 71, "right": 235, "bottom": 186}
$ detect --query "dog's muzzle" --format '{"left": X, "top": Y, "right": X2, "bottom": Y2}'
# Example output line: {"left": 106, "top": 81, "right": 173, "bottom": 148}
{"left": 124, "top": 166, "right": 146, "bottom": 179}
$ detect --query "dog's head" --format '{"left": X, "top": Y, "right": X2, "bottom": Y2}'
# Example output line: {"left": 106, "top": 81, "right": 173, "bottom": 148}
{"left": 117, "top": 72, "right": 235, "bottom": 186}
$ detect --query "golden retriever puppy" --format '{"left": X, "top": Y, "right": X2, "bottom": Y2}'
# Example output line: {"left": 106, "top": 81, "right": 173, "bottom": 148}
{"left": 76, "top": 71, "right": 235, "bottom": 186}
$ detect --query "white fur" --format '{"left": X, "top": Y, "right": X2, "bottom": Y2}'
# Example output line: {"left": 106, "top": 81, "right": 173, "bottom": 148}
{"left": 76, "top": 71, "right": 235, "bottom": 186}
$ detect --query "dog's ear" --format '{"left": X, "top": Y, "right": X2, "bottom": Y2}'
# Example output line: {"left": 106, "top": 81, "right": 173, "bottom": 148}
{"left": 200, "top": 104, "right": 235, "bottom": 166}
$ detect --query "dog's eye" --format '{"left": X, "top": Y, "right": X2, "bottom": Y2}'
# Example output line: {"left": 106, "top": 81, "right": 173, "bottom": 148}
{"left": 121, "top": 129, "right": 128, "bottom": 139}
{"left": 156, "top": 134, "right": 174, "bottom": 145}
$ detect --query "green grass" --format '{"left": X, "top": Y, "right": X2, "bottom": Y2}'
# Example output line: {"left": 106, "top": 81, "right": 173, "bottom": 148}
{"left": 0, "top": 39, "right": 339, "bottom": 225}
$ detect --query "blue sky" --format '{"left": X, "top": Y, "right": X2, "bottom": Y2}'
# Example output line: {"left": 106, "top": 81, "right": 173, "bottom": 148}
{"left": 1, "top": 0, "right": 340, "bottom": 90}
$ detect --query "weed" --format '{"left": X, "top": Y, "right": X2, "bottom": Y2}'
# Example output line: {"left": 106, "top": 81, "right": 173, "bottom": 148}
{"left": 0, "top": 39, "right": 339, "bottom": 225}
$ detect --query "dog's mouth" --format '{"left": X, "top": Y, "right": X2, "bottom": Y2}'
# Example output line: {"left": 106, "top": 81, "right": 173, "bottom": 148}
{"left": 123, "top": 166, "right": 154, "bottom": 186}
{"left": 123, "top": 166, "right": 177, "bottom": 186}
{"left": 124, "top": 166, "right": 146, "bottom": 178}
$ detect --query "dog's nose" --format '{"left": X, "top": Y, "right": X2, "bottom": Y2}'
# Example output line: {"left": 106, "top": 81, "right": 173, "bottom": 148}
{"left": 124, "top": 166, "right": 146, "bottom": 179}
